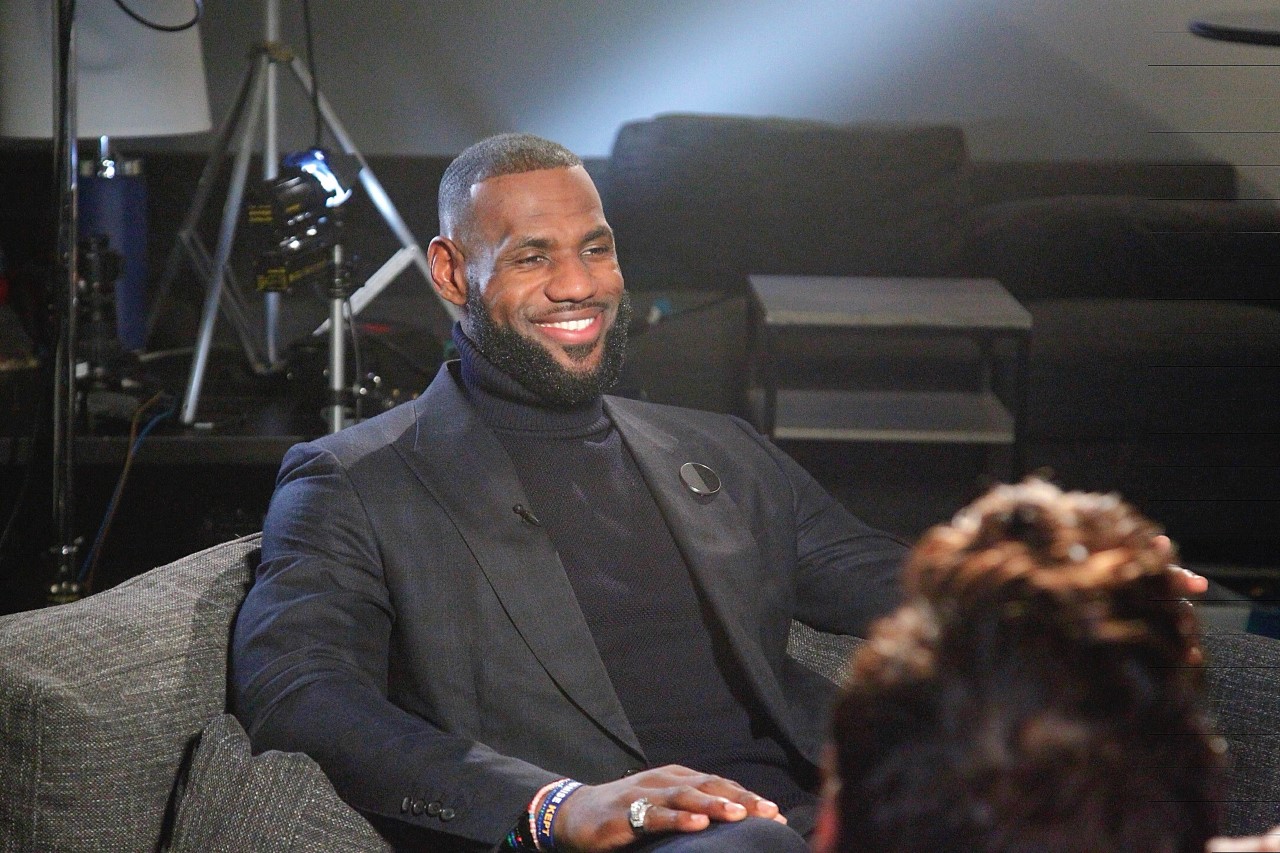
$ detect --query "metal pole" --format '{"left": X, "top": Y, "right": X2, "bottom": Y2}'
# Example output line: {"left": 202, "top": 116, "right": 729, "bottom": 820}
{"left": 263, "top": 0, "right": 282, "bottom": 366}
{"left": 48, "top": 0, "right": 82, "bottom": 603}
{"left": 327, "top": 244, "right": 346, "bottom": 434}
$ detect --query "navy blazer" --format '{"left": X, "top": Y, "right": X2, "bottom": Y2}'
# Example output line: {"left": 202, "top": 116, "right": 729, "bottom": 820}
{"left": 231, "top": 362, "right": 905, "bottom": 849}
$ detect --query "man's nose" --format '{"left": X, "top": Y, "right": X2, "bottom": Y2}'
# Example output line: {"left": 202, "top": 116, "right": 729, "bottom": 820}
{"left": 544, "top": 257, "right": 597, "bottom": 303}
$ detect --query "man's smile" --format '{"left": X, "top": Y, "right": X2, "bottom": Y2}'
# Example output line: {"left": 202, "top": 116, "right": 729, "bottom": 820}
{"left": 539, "top": 317, "right": 593, "bottom": 332}
{"left": 530, "top": 307, "right": 608, "bottom": 349}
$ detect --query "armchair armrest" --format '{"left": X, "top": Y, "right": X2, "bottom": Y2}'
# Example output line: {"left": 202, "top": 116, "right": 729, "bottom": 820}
{"left": 786, "top": 621, "right": 863, "bottom": 686}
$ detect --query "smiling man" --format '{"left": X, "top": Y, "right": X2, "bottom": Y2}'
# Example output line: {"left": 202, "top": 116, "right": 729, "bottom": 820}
{"left": 430, "top": 153, "right": 633, "bottom": 407}
{"left": 231, "top": 134, "right": 908, "bottom": 853}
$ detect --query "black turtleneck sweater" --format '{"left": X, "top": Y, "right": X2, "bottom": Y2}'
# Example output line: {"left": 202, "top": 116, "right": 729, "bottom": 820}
{"left": 453, "top": 328, "right": 815, "bottom": 816}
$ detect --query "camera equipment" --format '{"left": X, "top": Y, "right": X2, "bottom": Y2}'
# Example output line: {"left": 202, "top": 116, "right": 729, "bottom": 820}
{"left": 76, "top": 234, "right": 138, "bottom": 429}
{"left": 77, "top": 234, "right": 123, "bottom": 379}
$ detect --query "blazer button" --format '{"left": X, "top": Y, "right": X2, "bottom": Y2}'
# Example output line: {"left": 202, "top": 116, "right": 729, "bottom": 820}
{"left": 400, "top": 797, "right": 411, "bottom": 814}
{"left": 621, "top": 767, "right": 644, "bottom": 777}
{"left": 411, "top": 799, "right": 425, "bottom": 816}
{"left": 440, "top": 807, "right": 457, "bottom": 822}
{"left": 426, "top": 801, "right": 442, "bottom": 817}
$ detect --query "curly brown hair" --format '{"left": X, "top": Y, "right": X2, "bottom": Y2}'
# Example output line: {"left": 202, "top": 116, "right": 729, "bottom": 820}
{"left": 827, "top": 480, "right": 1225, "bottom": 853}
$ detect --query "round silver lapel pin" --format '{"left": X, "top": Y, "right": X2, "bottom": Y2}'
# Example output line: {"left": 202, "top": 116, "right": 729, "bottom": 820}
{"left": 680, "top": 462, "right": 721, "bottom": 496}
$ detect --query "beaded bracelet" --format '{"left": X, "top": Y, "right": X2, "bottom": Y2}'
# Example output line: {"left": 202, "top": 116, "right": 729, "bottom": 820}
{"left": 534, "top": 778, "right": 583, "bottom": 851}
{"left": 500, "top": 815, "right": 538, "bottom": 852}
{"left": 501, "top": 778, "right": 577, "bottom": 851}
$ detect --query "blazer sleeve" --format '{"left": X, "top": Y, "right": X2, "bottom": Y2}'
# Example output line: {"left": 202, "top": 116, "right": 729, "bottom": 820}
{"left": 730, "top": 416, "right": 909, "bottom": 637}
{"left": 230, "top": 442, "right": 559, "bottom": 850}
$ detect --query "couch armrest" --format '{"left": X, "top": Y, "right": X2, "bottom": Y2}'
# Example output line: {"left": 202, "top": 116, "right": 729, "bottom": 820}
{"left": 169, "top": 714, "right": 390, "bottom": 852}
{"left": 0, "top": 535, "right": 261, "bottom": 852}
{"left": 786, "top": 621, "right": 863, "bottom": 686}
{"left": 1202, "top": 628, "right": 1280, "bottom": 837}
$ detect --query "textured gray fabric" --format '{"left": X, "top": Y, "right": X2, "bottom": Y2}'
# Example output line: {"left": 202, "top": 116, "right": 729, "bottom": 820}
{"left": 1203, "top": 628, "right": 1280, "bottom": 837}
{"left": 786, "top": 621, "right": 863, "bottom": 686}
{"left": 0, "top": 536, "right": 257, "bottom": 852}
{"left": 168, "top": 713, "right": 391, "bottom": 852}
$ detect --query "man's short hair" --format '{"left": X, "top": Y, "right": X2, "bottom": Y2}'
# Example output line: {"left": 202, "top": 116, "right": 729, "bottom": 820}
{"left": 828, "top": 479, "right": 1224, "bottom": 852}
{"left": 437, "top": 132, "right": 583, "bottom": 239}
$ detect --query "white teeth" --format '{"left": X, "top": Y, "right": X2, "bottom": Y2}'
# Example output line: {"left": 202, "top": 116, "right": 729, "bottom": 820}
{"left": 539, "top": 318, "right": 592, "bottom": 331}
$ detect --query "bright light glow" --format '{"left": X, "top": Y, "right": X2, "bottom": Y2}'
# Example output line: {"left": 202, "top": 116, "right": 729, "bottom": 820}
{"left": 526, "top": 0, "right": 988, "bottom": 155}
{"left": 283, "top": 148, "right": 353, "bottom": 208}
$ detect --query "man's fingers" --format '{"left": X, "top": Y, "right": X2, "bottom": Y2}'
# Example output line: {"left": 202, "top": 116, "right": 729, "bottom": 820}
{"left": 1206, "top": 830, "right": 1280, "bottom": 852}
{"left": 660, "top": 786, "right": 783, "bottom": 821}
{"left": 637, "top": 803, "right": 713, "bottom": 835}
{"left": 671, "top": 775, "right": 781, "bottom": 817}
{"left": 637, "top": 798, "right": 787, "bottom": 836}
{"left": 1154, "top": 534, "right": 1209, "bottom": 596}
{"left": 1174, "top": 565, "right": 1209, "bottom": 595}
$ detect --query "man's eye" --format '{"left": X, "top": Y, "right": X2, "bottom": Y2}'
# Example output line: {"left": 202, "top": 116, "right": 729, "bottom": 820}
{"left": 584, "top": 245, "right": 614, "bottom": 257}
{"left": 515, "top": 254, "right": 546, "bottom": 265}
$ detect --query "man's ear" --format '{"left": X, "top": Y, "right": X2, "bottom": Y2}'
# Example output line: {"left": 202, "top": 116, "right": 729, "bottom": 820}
{"left": 427, "top": 236, "right": 468, "bottom": 308}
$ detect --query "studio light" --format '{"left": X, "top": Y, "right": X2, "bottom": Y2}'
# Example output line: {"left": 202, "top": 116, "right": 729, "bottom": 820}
{"left": 247, "top": 147, "right": 358, "bottom": 294}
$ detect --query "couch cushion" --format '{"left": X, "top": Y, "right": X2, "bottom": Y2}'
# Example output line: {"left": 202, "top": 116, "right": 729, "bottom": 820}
{"left": 168, "top": 714, "right": 389, "bottom": 852}
{"left": 1025, "top": 298, "right": 1280, "bottom": 441}
{"left": 603, "top": 113, "right": 972, "bottom": 292}
{"left": 961, "top": 195, "right": 1280, "bottom": 303}
{"left": 0, "top": 535, "right": 260, "bottom": 852}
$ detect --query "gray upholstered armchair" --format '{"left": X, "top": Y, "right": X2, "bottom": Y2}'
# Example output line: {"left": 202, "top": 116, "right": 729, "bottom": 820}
{"left": 0, "top": 535, "right": 388, "bottom": 852}
{"left": 1, "top": 535, "right": 1277, "bottom": 850}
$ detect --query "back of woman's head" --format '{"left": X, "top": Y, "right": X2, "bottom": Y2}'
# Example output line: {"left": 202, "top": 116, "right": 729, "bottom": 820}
{"left": 828, "top": 480, "right": 1224, "bottom": 853}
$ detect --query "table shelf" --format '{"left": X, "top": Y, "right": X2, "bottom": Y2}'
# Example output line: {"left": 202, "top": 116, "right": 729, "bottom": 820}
{"left": 747, "top": 274, "right": 1032, "bottom": 475}
{"left": 771, "top": 388, "right": 1015, "bottom": 444}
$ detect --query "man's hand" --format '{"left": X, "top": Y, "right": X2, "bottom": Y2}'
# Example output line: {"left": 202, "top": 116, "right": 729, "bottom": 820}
{"left": 1157, "top": 534, "right": 1209, "bottom": 597}
{"left": 1206, "top": 825, "right": 1280, "bottom": 852}
{"left": 551, "top": 765, "right": 785, "bottom": 852}
{"left": 1154, "top": 534, "right": 1209, "bottom": 665}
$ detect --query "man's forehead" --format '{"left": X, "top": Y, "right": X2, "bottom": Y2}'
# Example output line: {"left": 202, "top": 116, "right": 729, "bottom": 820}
{"left": 468, "top": 164, "right": 592, "bottom": 198}
{"left": 467, "top": 165, "right": 605, "bottom": 235}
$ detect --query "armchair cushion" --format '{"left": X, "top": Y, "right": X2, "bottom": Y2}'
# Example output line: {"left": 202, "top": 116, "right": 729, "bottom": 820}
{"left": 0, "top": 536, "right": 258, "bottom": 851}
{"left": 168, "top": 713, "right": 389, "bottom": 852}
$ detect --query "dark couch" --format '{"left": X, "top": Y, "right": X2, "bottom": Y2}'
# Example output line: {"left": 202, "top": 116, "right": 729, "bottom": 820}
{"left": 598, "top": 113, "right": 1280, "bottom": 568}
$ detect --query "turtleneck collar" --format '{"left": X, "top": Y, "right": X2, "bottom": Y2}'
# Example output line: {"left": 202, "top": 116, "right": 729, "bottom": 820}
{"left": 453, "top": 324, "right": 608, "bottom": 436}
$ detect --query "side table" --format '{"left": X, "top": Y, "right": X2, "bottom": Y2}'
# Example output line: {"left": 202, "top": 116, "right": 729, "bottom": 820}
{"left": 747, "top": 275, "right": 1033, "bottom": 476}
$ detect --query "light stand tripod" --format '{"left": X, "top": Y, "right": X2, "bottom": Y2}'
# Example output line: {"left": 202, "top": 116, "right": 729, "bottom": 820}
{"left": 151, "top": 3, "right": 458, "bottom": 426}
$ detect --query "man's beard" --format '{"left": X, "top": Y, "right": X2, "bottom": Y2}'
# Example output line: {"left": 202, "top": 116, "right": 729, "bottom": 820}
{"left": 466, "top": 287, "right": 632, "bottom": 407}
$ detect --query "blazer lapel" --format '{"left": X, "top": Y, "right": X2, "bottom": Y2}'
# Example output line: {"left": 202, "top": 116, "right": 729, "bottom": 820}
{"left": 605, "top": 399, "right": 800, "bottom": 747}
{"left": 395, "top": 366, "right": 642, "bottom": 757}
